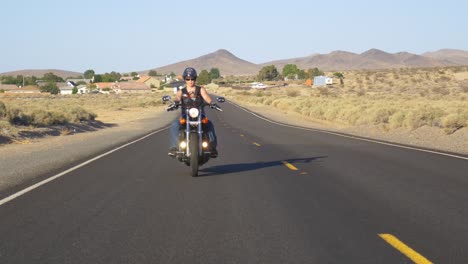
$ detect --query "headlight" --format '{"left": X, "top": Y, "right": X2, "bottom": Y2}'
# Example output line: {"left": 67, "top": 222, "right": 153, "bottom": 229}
{"left": 189, "top": 108, "right": 199, "bottom": 118}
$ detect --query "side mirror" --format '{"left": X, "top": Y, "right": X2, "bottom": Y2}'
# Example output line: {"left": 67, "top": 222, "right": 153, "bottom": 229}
{"left": 162, "top": 95, "right": 171, "bottom": 102}
{"left": 216, "top": 97, "right": 225, "bottom": 103}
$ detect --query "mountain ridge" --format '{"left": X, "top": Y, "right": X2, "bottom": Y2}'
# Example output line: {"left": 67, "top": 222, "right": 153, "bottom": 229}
{"left": 2, "top": 48, "right": 468, "bottom": 77}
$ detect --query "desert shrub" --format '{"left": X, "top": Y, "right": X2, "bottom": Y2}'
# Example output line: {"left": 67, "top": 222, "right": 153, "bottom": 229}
{"left": 254, "top": 90, "right": 264, "bottom": 97}
{"left": 264, "top": 98, "right": 273, "bottom": 105}
{"left": 0, "top": 120, "right": 12, "bottom": 129}
{"left": 431, "top": 87, "right": 450, "bottom": 95}
{"left": 237, "top": 91, "right": 250, "bottom": 96}
{"left": 403, "top": 106, "right": 445, "bottom": 129}
{"left": 31, "top": 109, "right": 68, "bottom": 126}
{"left": 441, "top": 113, "right": 466, "bottom": 134}
{"left": 388, "top": 111, "right": 406, "bottom": 128}
{"left": 0, "top": 89, "right": 4, "bottom": 93}
{"left": 370, "top": 108, "right": 396, "bottom": 124}
{"left": 0, "top": 101, "right": 6, "bottom": 118}
{"left": 318, "top": 87, "right": 330, "bottom": 96}
{"left": 459, "top": 81, "right": 468, "bottom": 93}
{"left": 7, "top": 107, "right": 32, "bottom": 125}
{"left": 286, "top": 90, "right": 299, "bottom": 97}
{"left": 67, "top": 107, "right": 96, "bottom": 122}
{"left": 356, "top": 90, "right": 366, "bottom": 96}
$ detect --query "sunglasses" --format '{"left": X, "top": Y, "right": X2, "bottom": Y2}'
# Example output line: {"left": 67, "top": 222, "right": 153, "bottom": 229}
{"left": 185, "top": 78, "right": 196, "bottom": 81}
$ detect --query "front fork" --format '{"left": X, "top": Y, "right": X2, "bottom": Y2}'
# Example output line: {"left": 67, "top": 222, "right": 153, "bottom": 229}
{"left": 185, "top": 114, "right": 203, "bottom": 157}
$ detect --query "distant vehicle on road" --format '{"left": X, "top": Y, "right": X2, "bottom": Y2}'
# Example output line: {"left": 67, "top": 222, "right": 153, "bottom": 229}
{"left": 251, "top": 82, "right": 267, "bottom": 89}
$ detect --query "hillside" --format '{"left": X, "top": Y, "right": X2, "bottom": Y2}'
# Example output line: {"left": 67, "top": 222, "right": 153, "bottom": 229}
{"left": 422, "top": 49, "right": 468, "bottom": 65}
{"left": 0, "top": 69, "right": 82, "bottom": 78}
{"left": 3, "top": 48, "right": 468, "bottom": 78}
{"left": 144, "top": 49, "right": 261, "bottom": 76}
{"left": 261, "top": 49, "right": 458, "bottom": 71}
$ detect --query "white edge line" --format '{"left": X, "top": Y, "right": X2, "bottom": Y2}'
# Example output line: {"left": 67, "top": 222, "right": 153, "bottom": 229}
{"left": 0, "top": 127, "right": 169, "bottom": 207}
{"left": 228, "top": 101, "right": 468, "bottom": 161}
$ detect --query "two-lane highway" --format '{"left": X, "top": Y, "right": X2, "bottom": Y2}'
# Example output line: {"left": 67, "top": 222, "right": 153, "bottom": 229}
{"left": 1, "top": 100, "right": 467, "bottom": 263}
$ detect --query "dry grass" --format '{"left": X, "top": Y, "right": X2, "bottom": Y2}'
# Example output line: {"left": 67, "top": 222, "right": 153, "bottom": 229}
{"left": 209, "top": 66, "right": 468, "bottom": 134}
{"left": 0, "top": 92, "right": 167, "bottom": 141}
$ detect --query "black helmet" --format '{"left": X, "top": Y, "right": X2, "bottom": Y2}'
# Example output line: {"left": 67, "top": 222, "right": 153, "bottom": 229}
{"left": 182, "top": 67, "right": 197, "bottom": 79}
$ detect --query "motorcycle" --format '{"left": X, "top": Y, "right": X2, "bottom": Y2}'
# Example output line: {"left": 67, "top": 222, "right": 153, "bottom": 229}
{"left": 163, "top": 95, "right": 225, "bottom": 177}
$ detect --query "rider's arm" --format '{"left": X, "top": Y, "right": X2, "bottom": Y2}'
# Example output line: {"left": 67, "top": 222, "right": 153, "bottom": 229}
{"left": 200, "top": 87, "right": 213, "bottom": 104}
{"left": 174, "top": 89, "right": 183, "bottom": 104}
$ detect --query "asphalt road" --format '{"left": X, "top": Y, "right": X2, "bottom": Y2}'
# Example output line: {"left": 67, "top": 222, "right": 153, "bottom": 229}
{"left": 1, "top": 101, "right": 467, "bottom": 263}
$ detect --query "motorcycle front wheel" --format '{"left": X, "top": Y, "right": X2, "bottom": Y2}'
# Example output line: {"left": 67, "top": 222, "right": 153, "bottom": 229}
{"left": 189, "top": 133, "right": 199, "bottom": 177}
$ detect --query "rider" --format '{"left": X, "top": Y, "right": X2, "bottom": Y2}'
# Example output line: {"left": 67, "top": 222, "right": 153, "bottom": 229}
{"left": 167, "top": 67, "right": 219, "bottom": 157}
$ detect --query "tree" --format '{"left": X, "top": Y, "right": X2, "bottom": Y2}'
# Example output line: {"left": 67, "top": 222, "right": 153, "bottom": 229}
{"left": 148, "top": 70, "right": 158, "bottom": 76}
{"left": 72, "top": 87, "right": 78, "bottom": 94}
{"left": 257, "top": 65, "right": 279, "bottom": 81}
{"left": 306, "top": 68, "right": 324, "bottom": 79}
{"left": 282, "top": 64, "right": 300, "bottom": 79}
{"left": 131, "top": 72, "right": 138, "bottom": 77}
{"left": 93, "top": 75, "right": 102, "bottom": 82}
{"left": 333, "top": 72, "right": 345, "bottom": 85}
{"left": 84, "top": 69, "right": 95, "bottom": 79}
{"left": 298, "top": 69, "right": 307, "bottom": 79}
{"left": 40, "top": 82, "right": 60, "bottom": 94}
{"left": 197, "top": 70, "right": 211, "bottom": 85}
{"left": 42, "top": 72, "right": 64, "bottom": 83}
{"left": 209, "top": 68, "right": 220, "bottom": 80}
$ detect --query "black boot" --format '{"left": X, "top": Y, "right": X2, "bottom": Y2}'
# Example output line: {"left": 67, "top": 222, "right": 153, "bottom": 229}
{"left": 210, "top": 147, "right": 218, "bottom": 158}
{"left": 168, "top": 147, "right": 177, "bottom": 157}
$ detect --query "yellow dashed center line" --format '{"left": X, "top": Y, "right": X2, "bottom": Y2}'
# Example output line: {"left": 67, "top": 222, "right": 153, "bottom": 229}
{"left": 253, "top": 142, "right": 261, "bottom": 147}
{"left": 282, "top": 161, "right": 298, "bottom": 171}
{"left": 379, "top": 234, "right": 433, "bottom": 264}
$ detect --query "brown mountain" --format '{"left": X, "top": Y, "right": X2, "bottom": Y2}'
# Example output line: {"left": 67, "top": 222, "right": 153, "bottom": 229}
{"left": 261, "top": 48, "right": 458, "bottom": 71}
{"left": 422, "top": 49, "right": 468, "bottom": 65}
{"left": 0, "top": 69, "right": 82, "bottom": 78}
{"left": 144, "top": 49, "right": 261, "bottom": 76}
{"left": 3, "top": 48, "right": 468, "bottom": 78}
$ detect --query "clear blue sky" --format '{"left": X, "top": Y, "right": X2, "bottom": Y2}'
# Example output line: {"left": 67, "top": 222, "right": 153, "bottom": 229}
{"left": 1, "top": 0, "right": 467, "bottom": 74}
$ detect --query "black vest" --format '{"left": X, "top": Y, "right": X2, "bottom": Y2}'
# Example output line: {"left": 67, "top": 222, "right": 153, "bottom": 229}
{"left": 181, "top": 85, "right": 204, "bottom": 110}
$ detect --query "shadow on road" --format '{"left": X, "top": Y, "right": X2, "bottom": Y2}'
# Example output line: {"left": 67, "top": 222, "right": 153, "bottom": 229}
{"left": 199, "top": 156, "right": 327, "bottom": 177}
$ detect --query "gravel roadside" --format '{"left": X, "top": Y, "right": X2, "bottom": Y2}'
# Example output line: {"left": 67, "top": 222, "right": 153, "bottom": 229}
{"left": 0, "top": 108, "right": 177, "bottom": 194}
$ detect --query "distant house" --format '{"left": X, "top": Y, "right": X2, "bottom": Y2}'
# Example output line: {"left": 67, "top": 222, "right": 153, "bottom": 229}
{"left": 112, "top": 82, "right": 151, "bottom": 94}
{"left": 313, "top": 76, "right": 333, "bottom": 87}
{"left": 3, "top": 85, "right": 41, "bottom": 94}
{"left": 120, "top": 76, "right": 133, "bottom": 81}
{"left": 0, "top": 84, "right": 19, "bottom": 92}
{"left": 77, "top": 85, "right": 88, "bottom": 94}
{"left": 137, "top": 76, "right": 161, "bottom": 89}
{"left": 59, "top": 82, "right": 75, "bottom": 95}
{"left": 65, "top": 78, "right": 93, "bottom": 85}
{"left": 169, "top": 81, "right": 185, "bottom": 94}
{"left": 93, "top": 82, "right": 115, "bottom": 94}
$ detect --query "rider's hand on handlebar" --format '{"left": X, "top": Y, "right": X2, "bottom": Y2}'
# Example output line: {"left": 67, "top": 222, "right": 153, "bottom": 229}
{"left": 210, "top": 103, "right": 219, "bottom": 109}
{"left": 166, "top": 103, "right": 179, "bottom": 111}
